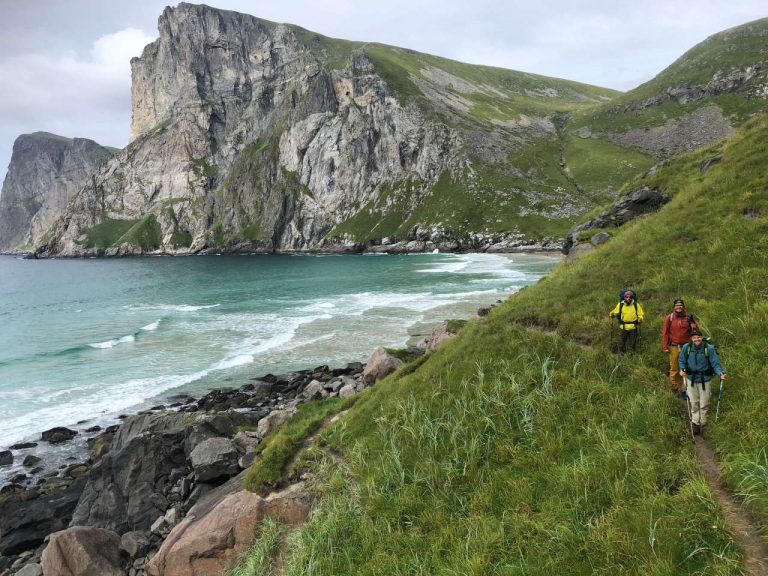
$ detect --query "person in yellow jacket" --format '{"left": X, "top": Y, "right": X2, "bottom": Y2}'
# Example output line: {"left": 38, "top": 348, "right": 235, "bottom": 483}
{"left": 609, "top": 290, "right": 644, "bottom": 352}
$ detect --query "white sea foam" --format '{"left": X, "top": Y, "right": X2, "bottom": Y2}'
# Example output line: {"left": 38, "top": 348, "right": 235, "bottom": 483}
{"left": 170, "top": 304, "right": 220, "bottom": 312}
{"left": 89, "top": 334, "right": 136, "bottom": 349}
{"left": 126, "top": 303, "right": 220, "bottom": 313}
{"left": 417, "top": 257, "right": 471, "bottom": 273}
{"left": 141, "top": 320, "right": 161, "bottom": 331}
{"left": 0, "top": 369, "right": 210, "bottom": 447}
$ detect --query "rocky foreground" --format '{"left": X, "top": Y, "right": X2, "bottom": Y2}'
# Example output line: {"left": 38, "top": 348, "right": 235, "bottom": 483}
{"left": 0, "top": 331, "right": 451, "bottom": 575}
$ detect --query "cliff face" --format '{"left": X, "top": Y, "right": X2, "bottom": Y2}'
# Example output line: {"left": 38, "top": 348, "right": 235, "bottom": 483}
{"left": 39, "top": 3, "right": 616, "bottom": 257}
{"left": 0, "top": 133, "right": 113, "bottom": 251}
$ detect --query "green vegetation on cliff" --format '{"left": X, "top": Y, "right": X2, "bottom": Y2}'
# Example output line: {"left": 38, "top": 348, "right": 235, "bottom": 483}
{"left": 571, "top": 18, "right": 768, "bottom": 134}
{"left": 239, "top": 114, "right": 768, "bottom": 574}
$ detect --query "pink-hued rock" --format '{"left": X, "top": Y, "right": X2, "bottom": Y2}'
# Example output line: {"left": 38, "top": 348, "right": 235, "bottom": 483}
{"left": 424, "top": 322, "right": 456, "bottom": 351}
{"left": 145, "top": 482, "right": 310, "bottom": 576}
{"left": 362, "top": 347, "right": 404, "bottom": 384}
{"left": 41, "top": 526, "right": 124, "bottom": 576}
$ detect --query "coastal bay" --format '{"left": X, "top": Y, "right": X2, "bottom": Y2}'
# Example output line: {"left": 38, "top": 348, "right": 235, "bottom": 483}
{"left": 0, "top": 251, "right": 558, "bottom": 484}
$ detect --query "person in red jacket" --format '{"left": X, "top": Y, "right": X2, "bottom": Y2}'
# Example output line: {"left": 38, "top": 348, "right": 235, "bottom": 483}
{"left": 662, "top": 298, "right": 698, "bottom": 395}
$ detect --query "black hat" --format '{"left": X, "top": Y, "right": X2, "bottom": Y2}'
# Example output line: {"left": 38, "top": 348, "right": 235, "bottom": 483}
{"left": 673, "top": 299, "right": 685, "bottom": 306}
{"left": 690, "top": 330, "right": 702, "bottom": 337}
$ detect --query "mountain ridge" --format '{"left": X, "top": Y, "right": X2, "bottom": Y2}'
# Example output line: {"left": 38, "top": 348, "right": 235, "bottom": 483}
{"left": 2, "top": 7, "right": 767, "bottom": 257}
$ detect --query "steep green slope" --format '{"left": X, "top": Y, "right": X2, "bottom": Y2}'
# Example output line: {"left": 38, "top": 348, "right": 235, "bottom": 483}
{"left": 571, "top": 18, "right": 768, "bottom": 140}
{"left": 238, "top": 115, "right": 768, "bottom": 573}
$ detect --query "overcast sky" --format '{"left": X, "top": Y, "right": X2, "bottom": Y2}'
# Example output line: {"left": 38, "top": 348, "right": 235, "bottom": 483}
{"left": 0, "top": 1, "right": 765, "bottom": 183}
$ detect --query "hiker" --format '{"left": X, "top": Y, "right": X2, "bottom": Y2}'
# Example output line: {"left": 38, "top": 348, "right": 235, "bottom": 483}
{"left": 662, "top": 299, "right": 698, "bottom": 396}
{"left": 679, "top": 330, "right": 726, "bottom": 436}
{"left": 609, "top": 290, "right": 644, "bottom": 352}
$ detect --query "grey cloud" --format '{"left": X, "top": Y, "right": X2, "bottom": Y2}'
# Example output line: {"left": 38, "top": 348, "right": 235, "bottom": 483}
{"left": 1, "top": 0, "right": 767, "bottom": 183}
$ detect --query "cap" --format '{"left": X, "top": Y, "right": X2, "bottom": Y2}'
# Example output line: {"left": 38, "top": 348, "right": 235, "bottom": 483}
{"left": 690, "top": 330, "right": 702, "bottom": 337}
{"left": 673, "top": 299, "right": 684, "bottom": 306}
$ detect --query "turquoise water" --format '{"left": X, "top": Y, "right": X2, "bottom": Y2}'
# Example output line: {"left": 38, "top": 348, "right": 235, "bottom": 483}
{"left": 0, "top": 252, "right": 558, "bottom": 448}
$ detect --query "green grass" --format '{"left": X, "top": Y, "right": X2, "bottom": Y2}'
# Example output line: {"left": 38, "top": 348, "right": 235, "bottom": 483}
{"left": 570, "top": 18, "right": 768, "bottom": 135}
{"left": 237, "top": 113, "right": 768, "bottom": 575}
{"left": 114, "top": 214, "right": 162, "bottom": 250}
{"left": 81, "top": 218, "right": 139, "bottom": 248}
{"left": 244, "top": 398, "right": 352, "bottom": 496}
{"left": 564, "top": 135, "right": 655, "bottom": 194}
{"left": 226, "top": 517, "right": 283, "bottom": 576}
{"left": 328, "top": 154, "right": 588, "bottom": 244}
{"left": 361, "top": 43, "right": 619, "bottom": 126}
{"left": 445, "top": 319, "right": 468, "bottom": 333}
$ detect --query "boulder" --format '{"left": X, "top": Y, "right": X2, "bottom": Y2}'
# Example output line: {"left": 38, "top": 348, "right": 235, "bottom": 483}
{"left": 338, "top": 384, "right": 357, "bottom": 399}
{"left": 41, "top": 526, "right": 124, "bottom": 576}
{"left": 22, "top": 455, "right": 41, "bottom": 468}
{"left": 362, "top": 347, "right": 404, "bottom": 384}
{"left": 41, "top": 427, "right": 78, "bottom": 444}
{"left": 15, "top": 563, "right": 43, "bottom": 576}
{"left": 425, "top": 322, "right": 455, "bottom": 351}
{"left": 146, "top": 480, "right": 310, "bottom": 576}
{"left": 591, "top": 231, "right": 610, "bottom": 246}
{"left": 189, "top": 438, "right": 240, "bottom": 483}
{"left": 300, "top": 379, "right": 328, "bottom": 401}
{"left": 256, "top": 409, "right": 296, "bottom": 439}
{"left": 232, "top": 431, "right": 260, "bottom": 453}
{"left": 119, "top": 531, "right": 151, "bottom": 559}
{"left": 9, "top": 442, "right": 37, "bottom": 450}
{"left": 0, "top": 451, "right": 12, "bottom": 466}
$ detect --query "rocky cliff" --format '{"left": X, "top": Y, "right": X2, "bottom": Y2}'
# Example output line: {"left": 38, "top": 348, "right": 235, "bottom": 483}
{"left": 0, "top": 133, "right": 114, "bottom": 251}
{"left": 36, "top": 3, "right": 618, "bottom": 257}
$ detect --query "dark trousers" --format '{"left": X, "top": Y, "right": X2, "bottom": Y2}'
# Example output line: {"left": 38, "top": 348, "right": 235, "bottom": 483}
{"left": 619, "top": 329, "right": 638, "bottom": 352}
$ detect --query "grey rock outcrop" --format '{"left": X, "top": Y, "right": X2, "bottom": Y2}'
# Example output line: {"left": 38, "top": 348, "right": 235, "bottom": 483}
{"left": 189, "top": 437, "right": 240, "bottom": 482}
{"left": 563, "top": 186, "right": 669, "bottom": 254}
{"left": 0, "top": 476, "right": 87, "bottom": 557}
{"left": 604, "top": 105, "right": 734, "bottom": 157}
{"left": 0, "top": 133, "right": 113, "bottom": 251}
{"left": 70, "top": 413, "right": 190, "bottom": 533}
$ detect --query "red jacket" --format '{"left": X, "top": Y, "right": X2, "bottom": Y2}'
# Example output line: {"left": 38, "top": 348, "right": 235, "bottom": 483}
{"left": 662, "top": 310, "right": 698, "bottom": 350}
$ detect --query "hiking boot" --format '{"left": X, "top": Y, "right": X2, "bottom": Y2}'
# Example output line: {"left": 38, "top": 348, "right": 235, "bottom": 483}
{"left": 692, "top": 423, "right": 701, "bottom": 436}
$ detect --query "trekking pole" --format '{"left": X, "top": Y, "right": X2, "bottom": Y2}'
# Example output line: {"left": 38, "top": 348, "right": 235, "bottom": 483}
{"left": 682, "top": 373, "right": 695, "bottom": 442}
{"left": 715, "top": 378, "right": 724, "bottom": 422}
{"left": 609, "top": 316, "right": 614, "bottom": 350}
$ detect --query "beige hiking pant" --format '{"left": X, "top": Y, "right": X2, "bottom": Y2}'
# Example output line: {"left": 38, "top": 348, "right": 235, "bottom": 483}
{"left": 686, "top": 378, "right": 713, "bottom": 426}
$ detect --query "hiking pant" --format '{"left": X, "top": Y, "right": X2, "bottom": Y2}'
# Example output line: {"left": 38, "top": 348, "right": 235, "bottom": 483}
{"left": 619, "top": 328, "right": 638, "bottom": 351}
{"left": 668, "top": 345, "right": 684, "bottom": 391}
{"left": 685, "top": 377, "right": 712, "bottom": 426}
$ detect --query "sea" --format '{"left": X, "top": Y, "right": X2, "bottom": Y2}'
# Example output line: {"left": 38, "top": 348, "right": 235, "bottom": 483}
{"left": 0, "top": 252, "right": 558, "bottom": 470}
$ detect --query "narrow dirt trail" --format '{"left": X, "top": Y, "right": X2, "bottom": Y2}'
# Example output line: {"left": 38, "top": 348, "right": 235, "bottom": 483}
{"left": 694, "top": 437, "right": 768, "bottom": 575}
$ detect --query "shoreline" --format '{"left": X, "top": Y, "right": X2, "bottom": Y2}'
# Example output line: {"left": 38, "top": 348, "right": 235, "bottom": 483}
{"left": 0, "top": 302, "right": 495, "bottom": 489}
{"left": 6, "top": 239, "right": 565, "bottom": 259}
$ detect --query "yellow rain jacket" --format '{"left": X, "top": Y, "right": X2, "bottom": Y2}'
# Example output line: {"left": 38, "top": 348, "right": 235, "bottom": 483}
{"left": 611, "top": 299, "right": 644, "bottom": 331}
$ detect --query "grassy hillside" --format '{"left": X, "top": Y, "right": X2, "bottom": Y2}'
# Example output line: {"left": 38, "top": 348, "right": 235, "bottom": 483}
{"left": 236, "top": 113, "right": 768, "bottom": 574}
{"left": 571, "top": 18, "right": 768, "bottom": 135}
